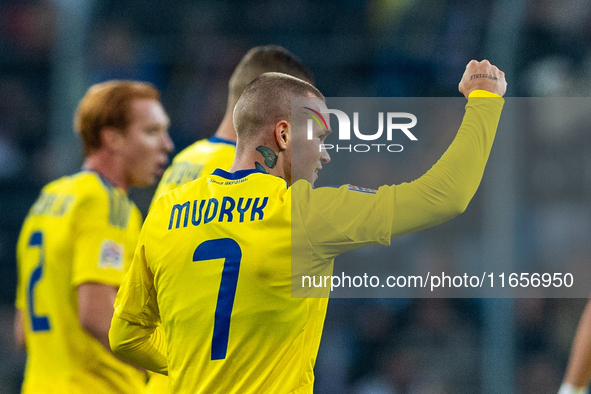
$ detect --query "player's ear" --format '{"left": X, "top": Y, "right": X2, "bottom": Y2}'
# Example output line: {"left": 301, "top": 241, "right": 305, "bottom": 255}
{"left": 274, "top": 120, "right": 290, "bottom": 151}
{"left": 100, "top": 127, "right": 124, "bottom": 154}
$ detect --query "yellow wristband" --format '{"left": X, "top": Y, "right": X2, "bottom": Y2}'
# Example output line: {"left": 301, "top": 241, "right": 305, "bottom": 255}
{"left": 468, "top": 90, "right": 502, "bottom": 98}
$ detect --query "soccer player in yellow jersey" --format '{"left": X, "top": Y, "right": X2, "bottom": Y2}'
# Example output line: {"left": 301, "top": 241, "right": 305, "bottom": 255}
{"left": 146, "top": 45, "right": 315, "bottom": 393}
{"left": 152, "top": 45, "right": 314, "bottom": 201}
{"left": 110, "top": 60, "right": 506, "bottom": 393}
{"left": 14, "top": 81, "right": 173, "bottom": 393}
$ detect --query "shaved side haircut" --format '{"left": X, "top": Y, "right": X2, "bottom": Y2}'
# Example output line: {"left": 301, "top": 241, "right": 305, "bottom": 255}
{"left": 233, "top": 72, "right": 323, "bottom": 140}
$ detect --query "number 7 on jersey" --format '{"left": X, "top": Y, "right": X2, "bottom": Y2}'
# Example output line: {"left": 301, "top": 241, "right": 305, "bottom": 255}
{"left": 193, "top": 238, "right": 241, "bottom": 360}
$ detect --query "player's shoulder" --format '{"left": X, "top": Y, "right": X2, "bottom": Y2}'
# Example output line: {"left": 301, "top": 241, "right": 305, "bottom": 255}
{"left": 25, "top": 172, "right": 114, "bottom": 221}
{"left": 153, "top": 168, "right": 287, "bottom": 210}
{"left": 173, "top": 137, "right": 236, "bottom": 164}
{"left": 154, "top": 172, "right": 210, "bottom": 208}
{"left": 36, "top": 171, "right": 101, "bottom": 197}
{"left": 74, "top": 171, "right": 138, "bottom": 228}
{"left": 69, "top": 171, "right": 137, "bottom": 213}
{"left": 68, "top": 171, "right": 124, "bottom": 201}
{"left": 146, "top": 175, "right": 206, "bottom": 230}
{"left": 210, "top": 168, "right": 290, "bottom": 199}
{"left": 150, "top": 169, "right": 289, "bottom": 232}
{"left": 292, "top": 182, "right": 387, "bottom": 211}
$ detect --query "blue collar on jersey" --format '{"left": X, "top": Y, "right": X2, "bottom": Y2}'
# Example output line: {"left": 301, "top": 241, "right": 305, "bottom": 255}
{"left": 212, "top": 168, "right": 289, "bottom": 189}
{"left": 212, "top": 168, "right": 266, "bottom": 180}
{"left": 209, "top": 136, "right": 237, "bottom": 146}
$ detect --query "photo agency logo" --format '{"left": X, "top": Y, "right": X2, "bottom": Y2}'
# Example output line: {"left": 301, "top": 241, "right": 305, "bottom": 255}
{"left": 303, "top": 106, "right": 418, "bottom": 153}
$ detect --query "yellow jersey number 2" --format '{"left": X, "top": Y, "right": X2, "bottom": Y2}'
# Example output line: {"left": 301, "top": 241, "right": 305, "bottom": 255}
{"left": 27, "top": 231, "right": 51, "bottom": 332}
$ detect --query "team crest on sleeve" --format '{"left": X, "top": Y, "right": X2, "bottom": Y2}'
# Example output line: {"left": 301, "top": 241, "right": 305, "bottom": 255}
{"left": 98, "top": 240, "right": 124, "bottom": 270}
{"left": 346, "top": 184, "right": 377, "bottom": 194}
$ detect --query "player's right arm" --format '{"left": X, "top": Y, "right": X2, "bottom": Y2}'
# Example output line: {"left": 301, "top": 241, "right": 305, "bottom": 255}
{"left": 14, "top": 309, "right": 25, "bottom": 349}
{"left": 388, "top": 60, "right": 506, "bottom": 237}
{"left": 559, "top": 299, "right": 591, "bottom": 394}
{"left": 110, "top": 313, "right": 168, "bottom": 375}
{"left": 78, "top": 283, "right": 118, "bottom": 350}
{"left": 297, "top": 61, "right": 506, "bottom": 257}
{"left": 14, "top": 210, "right": 32, "bottom": 350}
{"left": 109, "top": 225, "right": 168, "bottom": 374}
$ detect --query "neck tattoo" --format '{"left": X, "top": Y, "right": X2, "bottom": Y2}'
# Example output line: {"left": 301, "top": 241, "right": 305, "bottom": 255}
{"left": 255, "top": 146, "right": 278, "bottom": 169}
{"left": 254, "top": 161, "right": 267, "bottom": 172}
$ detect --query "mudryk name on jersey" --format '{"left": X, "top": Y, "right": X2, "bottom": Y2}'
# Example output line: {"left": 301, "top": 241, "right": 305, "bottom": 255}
{"left": 168, "top": 195, "right": 268, "bottom": 230}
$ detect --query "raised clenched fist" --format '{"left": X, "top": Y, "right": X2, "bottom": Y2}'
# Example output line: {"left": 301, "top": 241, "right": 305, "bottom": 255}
{"left": 458, "top": 59, "right": 507, "bottom": 98}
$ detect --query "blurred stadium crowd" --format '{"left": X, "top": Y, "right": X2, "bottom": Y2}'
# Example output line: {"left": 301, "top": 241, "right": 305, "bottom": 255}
{"left": 2, "top": 0, "right": 591, "bottom": 393}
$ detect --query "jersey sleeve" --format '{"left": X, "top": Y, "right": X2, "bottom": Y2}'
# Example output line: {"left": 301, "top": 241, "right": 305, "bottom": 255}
{"left": 71, "top": 182, "right": 134, "bottom": 288}
{"left": 292, "top": 182, "right": 394, "bottom": 260}
{"left": 294, "top": 92, "right": 504, "bottom": 261}
{"left": 110, "top": 316, "right": 168, "bottom": 374}
{"left": 388, "top": 91, "right": 503, "bottom": 237}
{"left": 113, "top": 223, "right": 160, "bottom": 327}
{"left": 110, "top": 216, "right": 167, "bottom": 373}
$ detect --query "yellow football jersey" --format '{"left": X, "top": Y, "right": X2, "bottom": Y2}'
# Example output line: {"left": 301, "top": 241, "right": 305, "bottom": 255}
{"left": 112, "top": 93, "right": 504, "bottom": 393}
{"left": 147, "top": 136, "right": 236, "bottom": 394}
{"left": 152, "top": 136, "right": 236, "bottom": 202}
{"left": 115, "top": 168, "right": 458, "bottom": 393}
{"left": 117, "top": 169, "right": 370, "bottom": 394}
{"left": 15, "top": 171, "right": 147, "bottom": 394}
